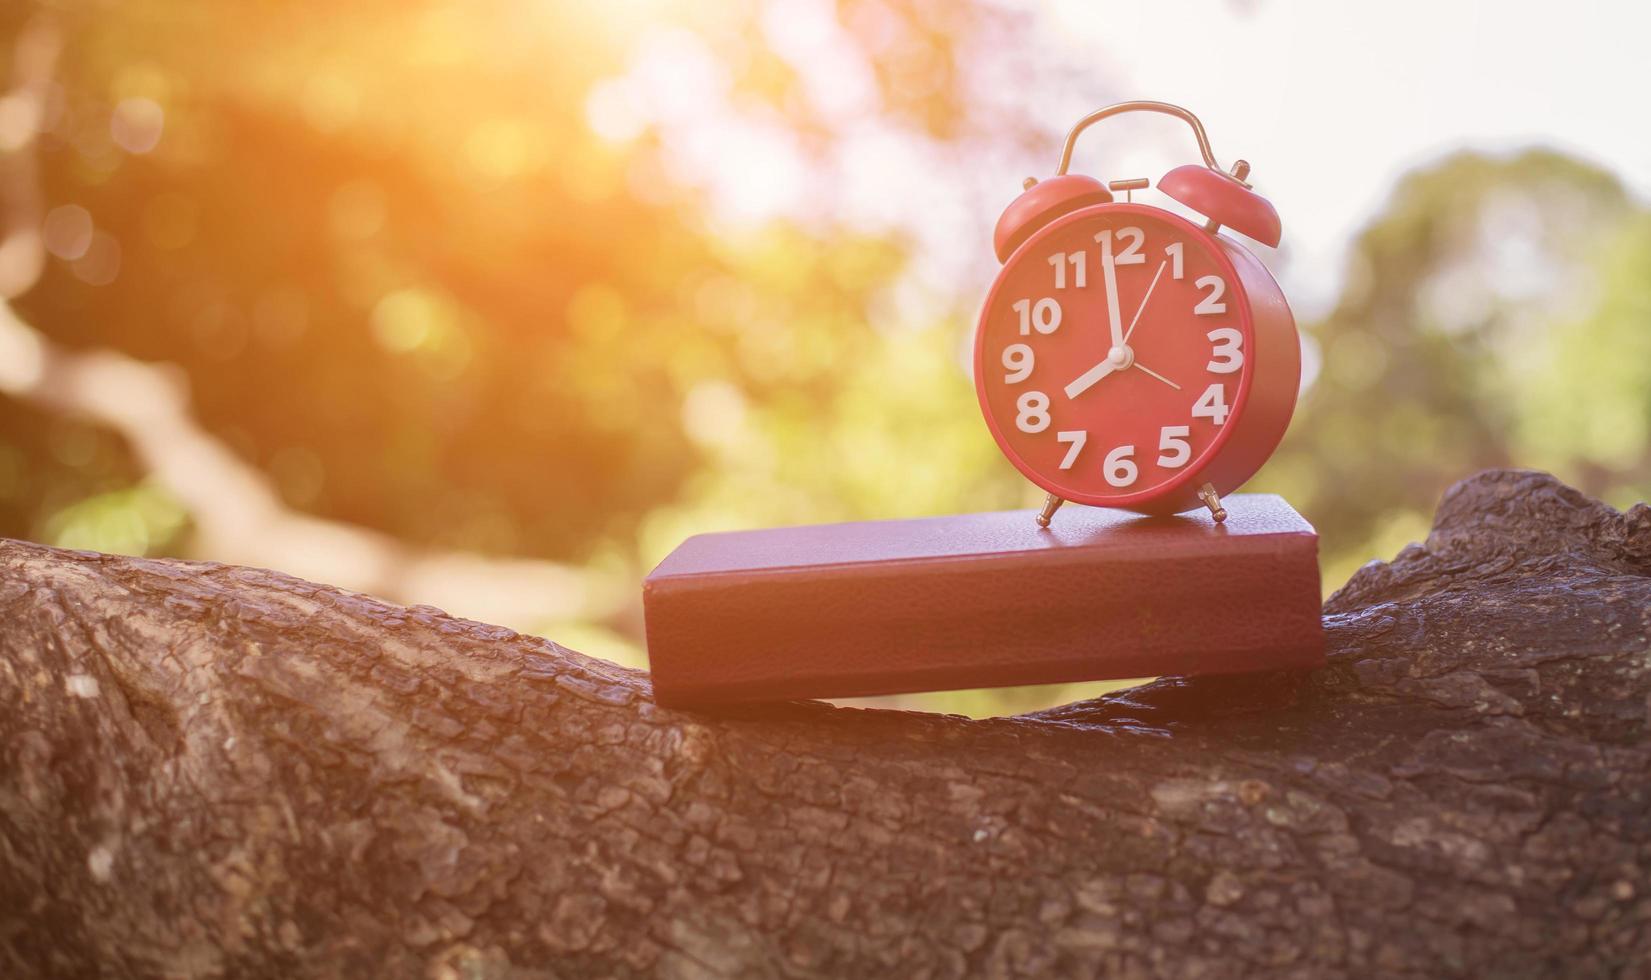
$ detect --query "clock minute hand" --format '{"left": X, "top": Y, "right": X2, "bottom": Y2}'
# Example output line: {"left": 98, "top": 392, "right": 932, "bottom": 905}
{"left": 1099, "top": 232, "right": 1126, "bottom": 350}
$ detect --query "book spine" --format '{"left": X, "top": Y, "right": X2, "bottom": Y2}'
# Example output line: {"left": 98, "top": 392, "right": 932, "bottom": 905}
{"left": 645, "top": 532, "right": 1321, "bottom": 707}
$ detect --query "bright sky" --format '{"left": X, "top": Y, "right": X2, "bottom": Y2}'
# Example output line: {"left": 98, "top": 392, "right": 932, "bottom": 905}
{"left": 1045, "top": 0, "right": 1651, "bottom": 313}
{"left": 592, "top": 0, "right": 1651, "bottom": 321}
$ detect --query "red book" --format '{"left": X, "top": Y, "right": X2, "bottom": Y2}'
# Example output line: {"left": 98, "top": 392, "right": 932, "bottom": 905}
{"left": 643, "top": 495, "right": 1322, "bottom": 708}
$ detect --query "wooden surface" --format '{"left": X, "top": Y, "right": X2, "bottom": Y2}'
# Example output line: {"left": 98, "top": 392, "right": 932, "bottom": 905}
{"left": 645, "top": 495, "right": 1322, "bottom": 706}
{"left": 3, "top": 470, "right": 1651, "bottom": 978}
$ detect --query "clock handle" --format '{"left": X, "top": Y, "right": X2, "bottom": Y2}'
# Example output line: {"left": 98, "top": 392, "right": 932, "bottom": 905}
{"left": 1055, "top": 100, "right": 1282, "bottom": 247}
{"left": 1055, "top": 101, "right": 1225, "bottom": 177}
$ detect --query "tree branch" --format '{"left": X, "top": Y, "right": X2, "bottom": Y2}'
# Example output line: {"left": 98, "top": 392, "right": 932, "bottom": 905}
{"left": 3, "top": 469, "right": 1649, "bottom": 976}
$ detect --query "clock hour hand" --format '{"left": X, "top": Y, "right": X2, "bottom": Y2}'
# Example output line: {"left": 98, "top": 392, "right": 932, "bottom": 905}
{"left": 1064, "top": 358, "right": 1119, "bottom": 400}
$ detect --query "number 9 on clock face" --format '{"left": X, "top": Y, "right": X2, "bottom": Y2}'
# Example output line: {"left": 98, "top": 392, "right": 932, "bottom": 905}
{"left": 974, "top": 205, "right": 1256, "bottom": 509}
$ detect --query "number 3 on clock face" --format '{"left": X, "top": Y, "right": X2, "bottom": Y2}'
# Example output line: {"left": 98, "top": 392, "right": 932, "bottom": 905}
{"left": 974, "top": 206, "right": 1256, "bottom": 509}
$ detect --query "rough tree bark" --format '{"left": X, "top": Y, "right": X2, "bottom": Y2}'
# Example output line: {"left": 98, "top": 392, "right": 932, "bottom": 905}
{"left": 2, "top": 469, "right": 1649, "bottom": 978}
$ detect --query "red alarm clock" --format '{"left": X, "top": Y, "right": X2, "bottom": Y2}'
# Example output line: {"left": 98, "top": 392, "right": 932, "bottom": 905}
{"left": 975, "top": 101, "right": 1299, "bottom": 527}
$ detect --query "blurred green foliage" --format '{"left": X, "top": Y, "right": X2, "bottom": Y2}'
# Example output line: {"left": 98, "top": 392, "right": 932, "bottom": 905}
{"left": 2, "top": 1, "right": 1647, "bottom": 716}
{"left": 1256, "top": 149, "right": 1649, "bottom": 586}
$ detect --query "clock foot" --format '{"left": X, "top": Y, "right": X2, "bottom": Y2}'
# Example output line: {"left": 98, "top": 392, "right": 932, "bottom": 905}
{"left": 1036, "top": 494, "right": 1064, "bottom": 528}
{"left": 1197, "top": 483, "right": 1228, "bottom": 523}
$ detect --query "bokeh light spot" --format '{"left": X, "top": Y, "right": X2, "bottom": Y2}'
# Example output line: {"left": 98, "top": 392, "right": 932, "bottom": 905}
{"left": 42, "top": 204, "right": 94, "bottom": 260}
{"left": 72, "top": 231, "right": 122, "bottom": 286}
{"left": 301, "top": 75, "right": 360, "bottom": 132}
{"left": 0, "top": 314, "right": 46, "bottom": 394}
{"left": 370, "top": 289, "right": 475, "bottom": 379}
{"left": 110, "top": 97, "right": 165, "bottom": 154}
{"left": 372, "top": 289, "right": 442, "bottom": 352}
{"left": 0, "top": 93, "right": 39, "bottom": 152}
{"left": 463, "top": 118, "right": 544, "bottom": 181}
{"left": 44, "top": 483, "right": 189, "bottom": 558}
{"left": 680, "top": 380, "right": 748, "bottom": 450}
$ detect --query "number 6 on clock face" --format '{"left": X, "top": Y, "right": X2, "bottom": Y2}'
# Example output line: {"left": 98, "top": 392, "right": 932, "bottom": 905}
{"left": 1103, "top": 445, "right": 1136, "bottom": 487}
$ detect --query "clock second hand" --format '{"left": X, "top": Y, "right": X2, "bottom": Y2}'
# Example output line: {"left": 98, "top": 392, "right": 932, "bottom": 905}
{"left": 1121, "top": 260, "right": 1168, "bottom": 346}
{"left": 1133, "top": 362, "right": 1181, "bottom": 390}
{"left": 1122, "top": 258, "right": 1177, "bottom": 389}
